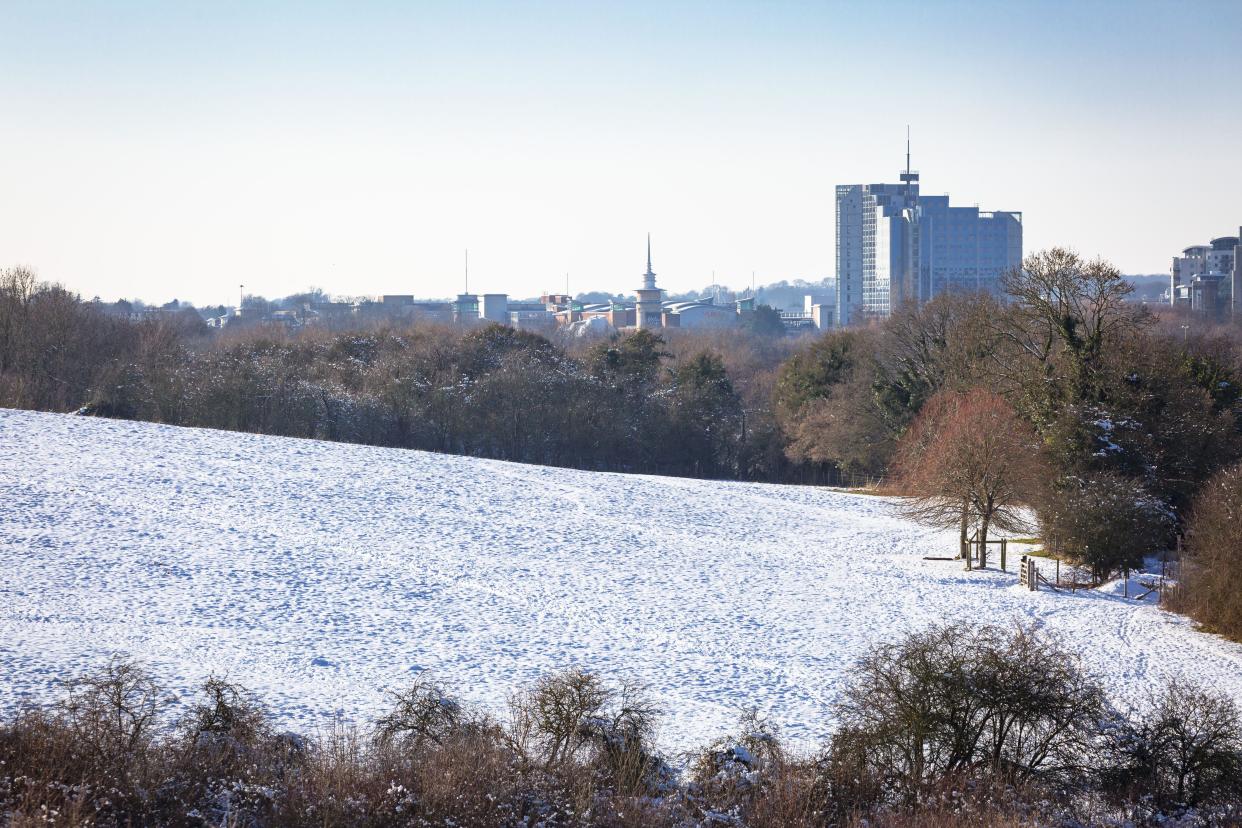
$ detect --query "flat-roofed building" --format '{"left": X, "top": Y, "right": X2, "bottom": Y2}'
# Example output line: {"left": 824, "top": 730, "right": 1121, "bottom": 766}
{"left": 1172, "top": 235, "right": 1239, "bottom": 313}
{"left": 835, "top": 142, "right": 1022, "bottom": 326}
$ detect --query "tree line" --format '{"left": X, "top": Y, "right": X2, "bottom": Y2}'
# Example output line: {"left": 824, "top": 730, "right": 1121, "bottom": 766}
{"left": 773, "top": 249, "right": 1242, "bottom": 635}
{"left": 0, "top": 265, "right": 804, "bottom": 481}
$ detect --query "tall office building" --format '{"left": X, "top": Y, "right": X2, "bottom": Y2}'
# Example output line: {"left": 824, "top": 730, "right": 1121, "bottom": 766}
{"left": 1171, "top": 234, "right": 1240, "bottom": 314}
{"left": 834, "top": 145, "right": 1022, "bottom": 326}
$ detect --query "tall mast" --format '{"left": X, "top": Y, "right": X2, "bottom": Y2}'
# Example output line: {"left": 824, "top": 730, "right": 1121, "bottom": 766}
{"left": 904, "top": 125, "right": 911, "bottom": 199}
{"left": 899, "top": 125, "right": 919, "bottom": 200}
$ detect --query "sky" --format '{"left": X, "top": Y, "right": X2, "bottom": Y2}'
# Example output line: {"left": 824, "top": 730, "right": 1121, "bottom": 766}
{"left": 2, "top": 1, "right": 1240, "bottom": 306}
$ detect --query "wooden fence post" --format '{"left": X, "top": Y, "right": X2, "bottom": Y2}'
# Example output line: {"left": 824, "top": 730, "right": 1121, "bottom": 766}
{"left": 1000, "top": 538, "right": 1007, "bottom": 572}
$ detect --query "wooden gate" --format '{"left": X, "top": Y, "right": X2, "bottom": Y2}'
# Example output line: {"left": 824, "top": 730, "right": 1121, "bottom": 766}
{"left": 1018, "top": 556, "right": 1037, "bottom": 591}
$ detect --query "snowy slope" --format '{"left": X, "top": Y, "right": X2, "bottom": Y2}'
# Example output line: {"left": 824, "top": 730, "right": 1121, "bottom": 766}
{"left": 2, "top": 408, "right": 1241, "bottom": 753}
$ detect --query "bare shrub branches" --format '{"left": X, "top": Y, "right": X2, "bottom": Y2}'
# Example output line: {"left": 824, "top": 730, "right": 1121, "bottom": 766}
{"left": 374, "top": 675, "right": 466, "bottom": 751}
{"left": 824, "top": 624, "right": 1106, "bottom": 808}
{"left": 3, "top": 638, "right": 1241, "bottom": 825}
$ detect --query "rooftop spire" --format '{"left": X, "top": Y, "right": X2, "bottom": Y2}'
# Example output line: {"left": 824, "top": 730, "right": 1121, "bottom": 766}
{"left": 642, "top": 233, "right": 657, "bottom": 290}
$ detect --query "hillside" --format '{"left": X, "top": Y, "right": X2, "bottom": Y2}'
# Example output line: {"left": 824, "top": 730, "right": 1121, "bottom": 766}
{"left": 2, "top": 408, "right": 1240, "bottom": 752}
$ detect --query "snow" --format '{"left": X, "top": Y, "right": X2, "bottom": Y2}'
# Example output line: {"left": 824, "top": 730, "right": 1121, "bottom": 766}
{"left": 2, "top": 408, "right": 1241, "bottom": 753}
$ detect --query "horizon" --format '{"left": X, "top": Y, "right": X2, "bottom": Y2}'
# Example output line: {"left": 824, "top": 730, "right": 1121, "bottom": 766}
{"left": 3, "top": 1, "right": 1241, "bottom": 306}
{"left": 95, "top": 270, "right": 1176, "bottom": 312}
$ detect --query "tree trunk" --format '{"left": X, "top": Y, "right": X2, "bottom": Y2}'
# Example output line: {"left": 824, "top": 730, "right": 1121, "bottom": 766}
{"left": 979, "top": 513, "right": 991, "bottom": 569}
{"left": 958, "top": 502, "right": 969, "bottom": 561}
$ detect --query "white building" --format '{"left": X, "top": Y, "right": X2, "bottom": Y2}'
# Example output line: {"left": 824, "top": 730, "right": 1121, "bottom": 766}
{"left": 481, "top": 294, "right": 509, "bottom": 323}
{"left": 805, "top": 295, "right": 834, "bottom": 329}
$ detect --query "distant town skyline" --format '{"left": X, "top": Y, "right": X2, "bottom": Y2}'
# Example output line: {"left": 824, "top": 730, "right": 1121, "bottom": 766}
{"left": 2, "top": 1, "right": 1240, "bottom": 307}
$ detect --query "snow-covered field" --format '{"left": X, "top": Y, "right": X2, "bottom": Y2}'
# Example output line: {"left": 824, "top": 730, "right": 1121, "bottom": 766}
{"left": 2, "top": 408, "right": 1241, "bottom": 753}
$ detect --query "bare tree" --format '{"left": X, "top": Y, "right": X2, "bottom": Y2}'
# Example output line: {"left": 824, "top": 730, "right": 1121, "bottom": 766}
{"left": 890, "top": 391, "right": 973, "bottom": 555}
{"left": 995, "top": 248, "right": 1150, "bottom": 406}
{"left": 892, "top": 388, "right": 1047, "bottom": 566}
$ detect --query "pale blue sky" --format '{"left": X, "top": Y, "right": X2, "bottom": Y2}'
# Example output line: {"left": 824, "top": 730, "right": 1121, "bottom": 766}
{"left": 2, "top": 1, "right": 1240, "bottom": 305}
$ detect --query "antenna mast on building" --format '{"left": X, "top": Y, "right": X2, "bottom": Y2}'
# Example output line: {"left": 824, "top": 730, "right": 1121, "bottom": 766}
{"left": 900, "top": 125, "right": 919, "bottom": 199}
{"left": 464, "top": 249, "right": 469, "bottom": 294}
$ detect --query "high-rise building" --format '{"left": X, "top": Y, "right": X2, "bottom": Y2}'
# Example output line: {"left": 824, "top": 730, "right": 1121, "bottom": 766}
{"left": 1171, "top": 235, "right": 1239, "bottom": 314}
{"left": 834, "top": 144, "right": 1022, "bottom": 326}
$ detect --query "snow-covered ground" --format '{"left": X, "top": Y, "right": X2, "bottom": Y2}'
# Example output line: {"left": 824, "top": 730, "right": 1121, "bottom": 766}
{"left": 2, "top": 408, "right": 1240, "bottom": 753}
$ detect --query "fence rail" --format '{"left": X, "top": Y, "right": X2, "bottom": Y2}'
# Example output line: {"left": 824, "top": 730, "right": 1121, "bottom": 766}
{"left": 949, "top": 534, "right": 1178, "bottom": 602}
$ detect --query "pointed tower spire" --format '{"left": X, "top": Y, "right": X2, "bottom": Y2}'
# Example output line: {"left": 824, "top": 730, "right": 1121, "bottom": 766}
{"left": 643, "top": 233, "right": 656, "bottom": 290}
{"left": 636, "top": 233, "right": 660, "bottom": 329}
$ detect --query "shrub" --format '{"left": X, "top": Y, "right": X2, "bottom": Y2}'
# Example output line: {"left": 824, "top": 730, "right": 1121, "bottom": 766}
{"left": 1169, "top": 461, "right": 1242, "bottom": 640}
{"left": 507, "top": 668, "right": 668, "bottom": 797}
{"left": 1, "top": 647, "right": 1240, "bottom": 826}
{"left": 1102, "top": 681, "right": 1242, "bottom": 815}
{"left": 688, "top": 710, "right": 820, "bottom": 826}
{"left": 57, "top": 657, "right": 165, "bottom": 759}
{"left": 374, "top": 675, "right": 467, "bottom": 750}
{"left": 1038, "top": 472, "right": 1174, "bottom": 581}
{"left": 823, "top": 624, "right": 1105, "bottom": 808}
{"left": 0, "top": 659, "right": 172, "bottom": 824}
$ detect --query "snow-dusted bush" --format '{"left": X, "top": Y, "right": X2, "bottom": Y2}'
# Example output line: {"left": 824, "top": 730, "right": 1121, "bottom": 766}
{"left": 686, "top": 709, "right": 821, "bottom": 826}
{"left": 506, "top": 668, "right": 671, "bottom": 798}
